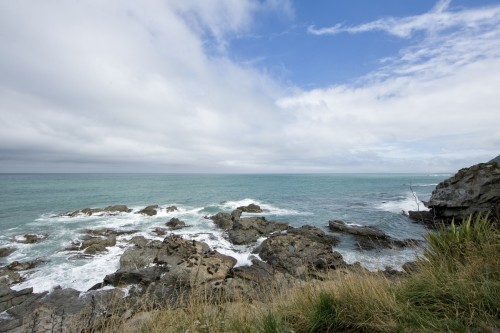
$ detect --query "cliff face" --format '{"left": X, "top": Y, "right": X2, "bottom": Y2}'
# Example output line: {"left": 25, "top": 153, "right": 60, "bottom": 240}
{"left": 425, "top": 163, "right": 500, "bottom": 221}
{"left": 489, "top": 154, "right": 500, "bottom": 164}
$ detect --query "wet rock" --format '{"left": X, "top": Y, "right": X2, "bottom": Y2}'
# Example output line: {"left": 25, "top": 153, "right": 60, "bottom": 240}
{"left": 104, "top": 267, "right": 163, "bottom": 287}
{"left": 0, "top": 269, "right": 22, "bottom": 286}
{"left": 288, "top": 225, "right": 340, "bottom": 246}
{"left": 62, "top": 204, "right": 132, "bottom": 217}
{"left": 82, "top": 229, "right": 139, "bottom": 237}
{"left": 425, "top": 163, "right": 500, "bottom": 221}
{"left": 129, "top": 236, "right": 149, "bottom": 248}
{"left": 152, "top": 227, "right": 167, "bottom": 236}
{"left": 165, "top": 206, "right": 178, "bottom": 213}
{"left": 104, "top": 235, "right": 236, "bottom": 288}
{"left": 0, "top": 247, "right": 15, "bottom": 258}
{"left": 328, "top": 220, "right": 420, "bottom": 251}
{"left": 227, "top": 217, "right": 288, "bottom": 245}
{"left": 210, "top": 212, "right": 234, "bottom": 230}
{"left": 166, "top": 218, "right": 186, "bottom": 230}
{"left": 237, "top": 203, "right": 263, "bottom": 213}
{"left": 257, "top": 231, "right": 346, "bottom": 278}
{"left": 62, "top": 240, "right": 82, "bottom": 252}
{"left": 16, "top": 233, "right": 48, "bottom": 244}
{"left": 137, "top": 205, "right": 159, "bottom": 216}
{"left": 328, "top": 220, "right": 386, "bottom": 238}
{"left": 6, "top": 258, "right": 48, "bottom": 271}
{"left": 81, "top": 236, "right": 116, "bottom": 254}
{"left": 232, "top": 258, "right": 275, "bottom": 282}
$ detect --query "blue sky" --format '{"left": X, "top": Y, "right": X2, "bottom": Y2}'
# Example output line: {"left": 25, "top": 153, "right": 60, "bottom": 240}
{"left": 0, "top": 0, "right": 499, "bottom": 173}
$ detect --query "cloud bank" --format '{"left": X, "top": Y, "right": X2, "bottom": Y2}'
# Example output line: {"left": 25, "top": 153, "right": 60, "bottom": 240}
{"left": 0, "top": 0, "right": 498, "bottom": 173}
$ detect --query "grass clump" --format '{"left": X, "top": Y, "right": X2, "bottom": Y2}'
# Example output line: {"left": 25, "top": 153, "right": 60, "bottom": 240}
{"left": 397, "top": 214, "right": 500, "bottom": 332}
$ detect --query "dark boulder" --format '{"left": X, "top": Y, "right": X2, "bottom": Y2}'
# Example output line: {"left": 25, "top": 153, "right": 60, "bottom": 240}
{"left": 152, "top": 227, "right": 167, "bottom": 236}
{"left": 328, "top": 220, "right": 420, "bottom": 251}
{"left": 166, "top": 218, "right": 187, "bottom": 230}
{"left": 137, "top": 205, "right": 159, "bottom": 216}
{"left": 165, "top": 206, "right": 178, "bottom": 212}
{"left": 81, "top": 236, "right": 116, "bottom": 254}
{"left": 210, "top": 212, "right": 234, "bottom": 230}
{"left": 288, "top": 225, "right": 340, "bottom": 246}
{"left": 0, "top": 247, "right": 15, "bottom": 258}
{"left": 232, "top": 258, "right": 276, "bottom": 282}
{"left": 237, "top": 203, "right": 263, "bottom": 213}
{"left": 257, "top": 229, "right": 346, "bottom": 278}
{"left": 227, "top": 217, "right": 288, "bottom": 245}
{"left": 6, "top": 258, "right": 47, "bottom": 271}
{"left": 424, "top": 163, "right": 500, "bottom": 221}
{"left": 15, "top": 233, "right": 48, "bottom": 244}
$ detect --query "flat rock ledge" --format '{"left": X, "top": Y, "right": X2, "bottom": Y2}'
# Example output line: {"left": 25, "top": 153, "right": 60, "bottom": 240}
{"left": 328, "top": 220, "right": 420, "bottom": 251}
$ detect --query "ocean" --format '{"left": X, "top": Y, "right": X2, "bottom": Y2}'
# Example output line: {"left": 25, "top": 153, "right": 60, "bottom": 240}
{"left": 0, "top": 173, "right": 448, "bottom": 293}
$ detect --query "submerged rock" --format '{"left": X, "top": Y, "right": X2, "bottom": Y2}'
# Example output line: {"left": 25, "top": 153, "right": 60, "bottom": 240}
{"left": 328, "top": 220, "right": 420, "bottom": 251}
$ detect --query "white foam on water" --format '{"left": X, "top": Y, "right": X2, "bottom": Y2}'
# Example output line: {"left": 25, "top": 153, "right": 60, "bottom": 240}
{"left": 376, "top": 192, "right": 428, "bottom": 214}
{"left": 11, "top": 245, "right": 124, "bottom": 293}
{"left": 339, "top": 247, "right": 424, "bottom": 272}
{"left": 221, "top": 198, "right": 312, "bottom": 216}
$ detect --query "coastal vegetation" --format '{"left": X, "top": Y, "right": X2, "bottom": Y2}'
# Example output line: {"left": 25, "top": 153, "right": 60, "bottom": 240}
{"left": 91, "top": 214, "right": 498, "bottom": 333}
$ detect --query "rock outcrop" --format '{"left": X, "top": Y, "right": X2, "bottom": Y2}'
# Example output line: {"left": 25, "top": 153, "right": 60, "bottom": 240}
{"left": 237, "top": 203, "right": 263, "bottom": 213}
{"left": 15, "top": 234, "right": 48, "bottom": 244}
{"left": 228, "top": 217, "right": 288, "bottom": 245}
{"left": 257, "top": 225, "right": 346, "bottom": 277}
{"left": 103, "top": 234, "right": 236, "bottom": 288}
{"left": 61, "top": 205, "right": 132, "bottom": 217}
{"left": 166, "top": 218, "right": 186, "bottom": 230}
{"left": 328, "top": 220, "right": 420, "bottom": 251}
{"left": 424, "top": 163, "right": 500, "bottom": 221}
{"left": 210, "top": 209, "right": 288, "bottom": 245}
{"left": 0, "top": 247, "right": 15, "bottom": 258}
{"left": 136, "top": 205, "right": 159, "bottom": 216}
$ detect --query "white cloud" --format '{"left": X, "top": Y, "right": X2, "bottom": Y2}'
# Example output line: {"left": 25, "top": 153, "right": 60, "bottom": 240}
{"left": 308, "top": 0, "right": 500, "bottom": 38}
{"left": 0, "top": 0, "right": 498, "bottom": 173}
{"left": 281, "top": 1, "right": 500, "bottom": 171}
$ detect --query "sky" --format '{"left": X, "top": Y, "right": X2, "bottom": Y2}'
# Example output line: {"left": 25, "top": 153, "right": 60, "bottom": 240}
{"left": 0, "top": 0, "right": 499, "bottom": 173}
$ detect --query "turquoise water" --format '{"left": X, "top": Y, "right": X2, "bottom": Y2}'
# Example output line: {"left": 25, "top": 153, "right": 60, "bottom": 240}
{"left": 0, "top": 173, "right": 447, "bottom": 292}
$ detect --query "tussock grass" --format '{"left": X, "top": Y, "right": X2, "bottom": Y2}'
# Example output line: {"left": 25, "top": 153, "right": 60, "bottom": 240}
{"left": 84, "top": 215, "right": 499, "bottom": 333}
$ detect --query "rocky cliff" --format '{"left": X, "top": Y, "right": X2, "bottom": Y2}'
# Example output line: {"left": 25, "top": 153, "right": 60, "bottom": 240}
{"left": 423, "top": 163, "right": 500, "bottom": 222}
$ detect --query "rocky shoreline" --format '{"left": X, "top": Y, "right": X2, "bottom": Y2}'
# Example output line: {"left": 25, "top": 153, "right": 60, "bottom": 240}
{"left": 1, "top": 162, "right": 498, "bottom": 332}
{"left": 0, "top": 203, "right": 418, "bottom": 332}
